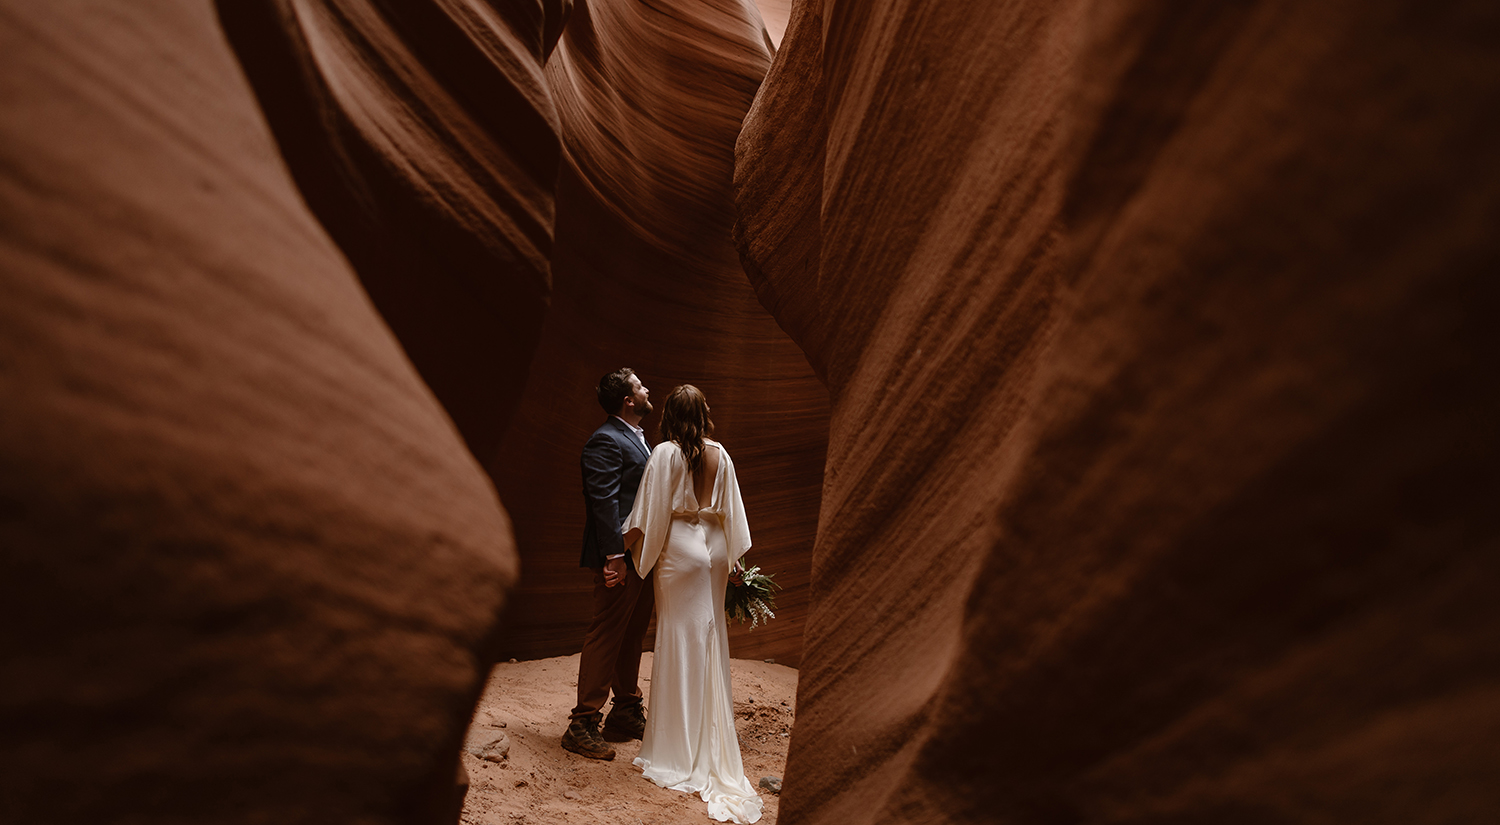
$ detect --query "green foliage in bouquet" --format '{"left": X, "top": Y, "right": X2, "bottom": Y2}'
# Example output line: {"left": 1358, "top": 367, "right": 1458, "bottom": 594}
{"left": 725, "top": 564, "right": 780, "bottom": 629}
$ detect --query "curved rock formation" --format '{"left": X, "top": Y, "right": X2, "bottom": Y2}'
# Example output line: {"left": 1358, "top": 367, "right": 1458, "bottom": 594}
{"left": 0, "top": 1, "right": 531, "bottom": 822}
{"left": 217, "top": 0, "right": 572, "bottom": 459}
{"left": 738, "top": 1, "right": 1500, "bottom": 823}
{"left": 489, "top": 0, "right": 827, "bottom": 666}
{"left": 18, "top": 0, "right": 1491, "bottom": 820}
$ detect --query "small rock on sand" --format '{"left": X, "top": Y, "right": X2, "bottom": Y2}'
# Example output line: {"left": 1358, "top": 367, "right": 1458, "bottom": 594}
{"left": 758, "top": 776, "right": 782, "bottom": 794}
{"left": 463, "top": 729, "right": 511, "bottom": 763}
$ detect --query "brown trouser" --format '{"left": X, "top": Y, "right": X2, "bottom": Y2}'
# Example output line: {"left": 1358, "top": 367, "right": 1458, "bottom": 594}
{"left": 571, "top": 565, "right": 655, "bottom": 719}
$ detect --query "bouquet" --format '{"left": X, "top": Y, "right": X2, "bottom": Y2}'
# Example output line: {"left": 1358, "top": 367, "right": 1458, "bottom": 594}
{"left": 724, "top": 563, "right": 780, "bottom": 629}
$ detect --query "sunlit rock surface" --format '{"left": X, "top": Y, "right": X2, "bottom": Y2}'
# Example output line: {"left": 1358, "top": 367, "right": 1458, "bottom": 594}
{"left": 754, "top": 0, "right": 792, "bottom": 47}
{"left": 490, "top": 0, "right": 827, "bottom": 666}
{"left": 0, "top": 2, "right": 526, "bottom": 822}
{"left": 738, "top": 1, "right": 1500, "bottom": 823}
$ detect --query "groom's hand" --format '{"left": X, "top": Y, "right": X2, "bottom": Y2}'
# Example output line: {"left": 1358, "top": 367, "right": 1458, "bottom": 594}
{"left": 603, "top": 556, "right": 627, "bottom": 587}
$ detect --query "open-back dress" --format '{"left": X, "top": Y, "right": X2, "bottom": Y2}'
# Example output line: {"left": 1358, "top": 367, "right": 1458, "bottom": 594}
{"left": 622, "top": 439, "right": 762, "bottom": 824}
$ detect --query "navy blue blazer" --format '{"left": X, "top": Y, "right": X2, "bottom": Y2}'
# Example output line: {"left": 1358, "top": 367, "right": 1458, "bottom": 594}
{"left": 579, "top": 417, "right": 652, "bottom": 569}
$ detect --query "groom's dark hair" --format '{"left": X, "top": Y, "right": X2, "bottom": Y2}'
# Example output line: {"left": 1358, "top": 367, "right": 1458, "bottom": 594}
{"left": 597, "top": 367, "right": 637, "bottom": 415}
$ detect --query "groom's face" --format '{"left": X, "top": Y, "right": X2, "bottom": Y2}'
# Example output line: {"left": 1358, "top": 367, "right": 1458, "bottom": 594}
{"left": 624, "top": 374, "right": 652, "bottom": 416}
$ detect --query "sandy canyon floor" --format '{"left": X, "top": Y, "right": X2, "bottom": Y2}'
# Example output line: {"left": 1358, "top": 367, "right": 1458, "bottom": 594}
{"left": 460, "top": 653, "right": 797, "bottom": 825}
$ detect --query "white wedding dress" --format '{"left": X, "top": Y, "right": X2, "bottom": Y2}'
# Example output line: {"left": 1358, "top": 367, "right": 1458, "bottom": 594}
{"left": 622, "top": 439, "right": 763, "bottom": 824}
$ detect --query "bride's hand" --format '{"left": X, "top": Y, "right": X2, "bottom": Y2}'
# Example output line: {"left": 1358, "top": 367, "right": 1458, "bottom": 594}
{"left": 603, "top": 555, "right": 627, "bottom": 587}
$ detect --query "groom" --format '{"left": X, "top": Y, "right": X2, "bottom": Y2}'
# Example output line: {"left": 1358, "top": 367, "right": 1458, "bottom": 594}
{"left": 563, "top": 367, "right": 656, "bottom": 761}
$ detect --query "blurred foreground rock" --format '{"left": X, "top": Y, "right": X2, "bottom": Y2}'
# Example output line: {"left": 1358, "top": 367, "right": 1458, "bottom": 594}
{"left": 0, "top": 1, "right": 543, "bottom": 822}
{"left": 5, "top": 0, "right": 1498, "bottom": 822}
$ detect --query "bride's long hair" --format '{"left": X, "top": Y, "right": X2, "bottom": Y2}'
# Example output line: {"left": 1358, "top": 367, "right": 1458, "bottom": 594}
{"left": 658, "top": 384, "right": 715, "bottom": 473}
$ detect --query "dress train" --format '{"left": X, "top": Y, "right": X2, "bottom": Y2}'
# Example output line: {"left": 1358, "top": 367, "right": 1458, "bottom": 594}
{"left": 624, "top": 441, "right": 762, "bottom": 824}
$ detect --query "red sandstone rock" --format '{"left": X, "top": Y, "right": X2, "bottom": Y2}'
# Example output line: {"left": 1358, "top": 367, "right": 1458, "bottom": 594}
{"left": 0, "top": 2, "right": 525, "bottom": 822}
{"left": 217, "top": 0, "right": 572, "bottom": 460}
{"left": 14, "top": 0, "right": 1493, "bottom": 821}
{"left": 738, "top": 1, "right": 1500, "bottom": 823}
{"left": 490, "top": 0, "right": 828, "bottom": 666}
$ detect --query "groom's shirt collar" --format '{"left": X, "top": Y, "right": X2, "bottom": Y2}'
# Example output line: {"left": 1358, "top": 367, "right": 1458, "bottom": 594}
{"left": 612, "top": 415, "right": 649, "bottom": 452}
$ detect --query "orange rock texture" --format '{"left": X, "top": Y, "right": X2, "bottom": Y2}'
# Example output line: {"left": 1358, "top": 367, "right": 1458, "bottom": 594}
{"left": 217, "top": 0, "right": 572, "bottom": 460}
{"left": 6, "top": 0, "right": 1499, "bottom": 822}
{"left": 487, "top": 0, "right": 827, "bottom": 666}
{"left": 737, "top": 2, "right": 1500, "bottom": 823}
{"left": 0, "top": 1, "right": 537, "bottom": 822}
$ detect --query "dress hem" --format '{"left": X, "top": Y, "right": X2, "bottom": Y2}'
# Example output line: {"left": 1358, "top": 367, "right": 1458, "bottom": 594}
{"left": 634, "top": 757, "right": 764, "bottom": 824}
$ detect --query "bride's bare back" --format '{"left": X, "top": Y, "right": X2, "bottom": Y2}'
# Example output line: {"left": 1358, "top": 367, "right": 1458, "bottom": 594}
{"left": 693, "top": 441, "right": 721, "bottom": 507}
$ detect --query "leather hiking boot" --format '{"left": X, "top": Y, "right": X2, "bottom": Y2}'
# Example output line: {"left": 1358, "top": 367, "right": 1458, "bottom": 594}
{"left": 602, "top": 701, "right": 646, "bottom": 742}
{"left": 561, "top": 713, "right": 615, "bottom": 760}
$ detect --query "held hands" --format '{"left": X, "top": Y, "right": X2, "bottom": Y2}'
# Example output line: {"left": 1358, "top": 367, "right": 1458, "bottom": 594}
{"left": 603, "top": 555, "right": 627, "bottom": 588}
{"left": 609, "top": 528, "right": 643, "bottom": 587}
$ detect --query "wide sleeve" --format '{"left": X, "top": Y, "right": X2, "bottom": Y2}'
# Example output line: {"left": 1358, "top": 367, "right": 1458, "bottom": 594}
{"left": 716, "top": 447, "right": 753, "bottom": 563}
{"left": 622, "top": 442, "right": 684, "bottom": 577}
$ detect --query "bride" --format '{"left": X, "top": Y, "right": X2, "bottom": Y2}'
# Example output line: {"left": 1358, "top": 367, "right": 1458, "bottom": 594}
{"left": 621, "top": 384, "right": 763, "bottom": 824}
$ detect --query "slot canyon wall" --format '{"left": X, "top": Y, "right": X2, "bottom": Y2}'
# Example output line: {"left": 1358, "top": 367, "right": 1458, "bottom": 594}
{"left": 3, "top": 1, "right": 1498, "bottom": 825}
{"left": 217, "top": 0, "right": 571, "bottom": 461}
{"left": 737, "top": 1, "right": 1500, "bottom": 824}
{"left": 1, "top": 0, "right": 818, "bottom": 822}
{"left": 487, "top": 0, "right": 826, "bottom": 666}
{"left": 217, "top": 0, "right": 827, "bottom": 668}
{"left": 0, "top": 0, "right": 558, "bottom": 822}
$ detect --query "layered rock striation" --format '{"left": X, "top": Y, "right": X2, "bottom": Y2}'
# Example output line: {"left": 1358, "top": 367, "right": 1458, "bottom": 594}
{"left": 218, "top": 0, "right": 573, "bottom": 459}
{"left": 738, "top": 1, "right": 1500, "bottom": 823}
{"left": 490, "top": 0, "right": 827, "bottom": 665}
{"left": 0, "top": 1, "right": 542, "bottom": 822}
{"left": 10, "top": 0, "right": 1495, "bottom": 821}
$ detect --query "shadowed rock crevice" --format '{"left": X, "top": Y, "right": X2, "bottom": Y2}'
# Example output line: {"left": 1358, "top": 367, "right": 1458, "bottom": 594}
{"left": 486, "top": 0, "right": 827, "bottom": 666}
{"left": 1, "top": 2, "right": 526, "bottom": 822}
{"left": 6, "top": 0, "right": 1499, "bottom": 823}
{"left": 215, "top": 0, "right": 570, "bottom": 460}
{"left": 736, "top": 1, "right": 1500, "bottom": 824}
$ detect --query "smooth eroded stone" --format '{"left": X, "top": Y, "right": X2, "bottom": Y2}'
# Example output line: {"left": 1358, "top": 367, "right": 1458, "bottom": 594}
{"left": 737, "top": 1, "right": 1500, "bottom": 822}
{"left": 217, "top": 0, "right": 573, "bottom": 459}
{"left": 0, "top": 2, "right": 521, "bottom": 822}
{"left": 490, "top": 0, "right": 828, "bottom": 666}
